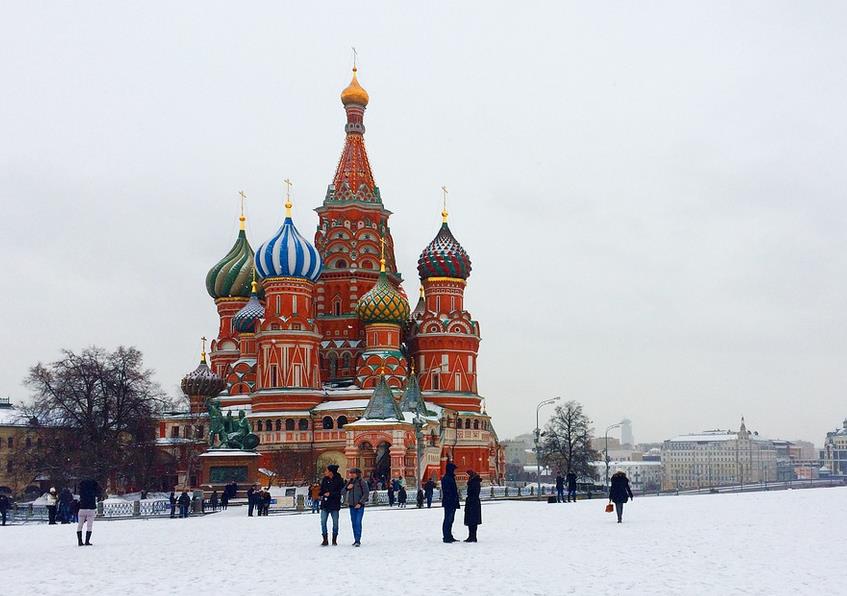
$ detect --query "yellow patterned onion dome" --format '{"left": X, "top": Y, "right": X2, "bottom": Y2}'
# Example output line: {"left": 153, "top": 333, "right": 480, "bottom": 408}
{"left": 341, "top": 67, "right": 369, "bottom": 106}
{"left": 357, "top": 270, "right": 410, "bottom": 325}
{"left": 206, "top": 228, "right": 257, "bottom": 299}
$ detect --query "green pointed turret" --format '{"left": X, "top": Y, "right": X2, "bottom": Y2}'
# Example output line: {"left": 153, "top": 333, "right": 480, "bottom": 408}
{"left": 362, "top": 375, "right": 404, "bottom": 421}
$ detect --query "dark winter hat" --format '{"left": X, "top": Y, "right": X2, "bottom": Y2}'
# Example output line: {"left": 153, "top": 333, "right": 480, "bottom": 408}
{"left": 466, "top": 469, "right": 476, "bottom": 476}
{"left": 350, "top": 467, "right": 362, "bottom": 475}
{"left": 327, "top": 464, "right": 339, "bottom": 473}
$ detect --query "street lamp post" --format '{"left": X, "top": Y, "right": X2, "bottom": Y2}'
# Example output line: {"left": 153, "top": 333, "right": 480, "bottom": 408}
{"left": 535, "top": 397, "right": 560, "bottom": 499}
{"left": 413, "top": 415, "right": 425, "bottom": 491}
{"left": 604, "top": 422, "right": 623, "bottom": 488}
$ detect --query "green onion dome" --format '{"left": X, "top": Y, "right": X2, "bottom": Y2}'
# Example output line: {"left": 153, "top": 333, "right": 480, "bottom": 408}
{"left": 357, "top": 266, "right": 410, "bottom": 326}
{"left": 206, "top": 221, "right": 257, "bottom": 300}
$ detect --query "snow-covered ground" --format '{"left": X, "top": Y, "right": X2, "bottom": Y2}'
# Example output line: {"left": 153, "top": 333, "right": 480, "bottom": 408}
{"left": 3, "top": 487, "right": 845, "bottom": 595}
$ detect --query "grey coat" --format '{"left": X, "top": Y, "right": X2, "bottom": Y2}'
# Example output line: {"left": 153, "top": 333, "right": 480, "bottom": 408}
{"left": 343, "top": 477, "right": 370, "bottom": 508}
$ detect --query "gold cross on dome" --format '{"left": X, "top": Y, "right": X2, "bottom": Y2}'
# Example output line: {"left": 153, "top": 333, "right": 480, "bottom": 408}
{"left": 238, "top": 191, "right": 247, "bottom": 216}
{"left": 441, "top": 185, "right": 449, "bottom": 222}
{"left": 379, "top": 236, "right": 387, "bottom": 272}
{"left": 352, "top": 46, "right": 358, "bottom": 69}
{"left": 283, "top": 178, "right": 293, "bottom": 216}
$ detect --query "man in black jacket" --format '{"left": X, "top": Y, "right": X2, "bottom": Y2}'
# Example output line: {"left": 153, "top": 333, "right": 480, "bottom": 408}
{"left": 76, "top": 478, "right": 100, "bottom": 546}
{"left": 319, "top": 464, "right": 344, "bottom": 546}
{"left": 424, "top": 478, "right": 435, "bottom": 508}
{"left": 247, "top": 484, "right": 256, "bottom": 517}
{"left": 0, "top": 493, "right": 10, "bottom": 526}
{"left": 566, "top": 471, "right": 578, "bottom": 503}
{"left": 441, "top": 462, "right": 460, "bottom": 543}
{"left": 177, "top": 490, "right": 191, "bottom": 518}
{"left": 555, "top": 474, "right": 565, "bottom": 503}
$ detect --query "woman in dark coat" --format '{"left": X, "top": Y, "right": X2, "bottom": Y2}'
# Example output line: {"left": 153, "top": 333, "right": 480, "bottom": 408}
{"left": 608, "top": 470, "right": 634, "bottom": 523}
{"left": 463, "top": 469, "right": 482, "bottom": 542}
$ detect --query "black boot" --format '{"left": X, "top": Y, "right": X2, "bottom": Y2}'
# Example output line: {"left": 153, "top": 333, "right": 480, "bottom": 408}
{"left": 332, "top": 532, "right": 338, "bottom": 546}
{"left": 321, "top": 533, "right": 328, "bottom": 546}
{"left": 464, "top": 526, "right": 478, "bottom": 542}
{"left": 77, "top": 531, "right": 83, "bottom": 547}
{"left": 84, "top": 531, "right": 92, "bottom": 546}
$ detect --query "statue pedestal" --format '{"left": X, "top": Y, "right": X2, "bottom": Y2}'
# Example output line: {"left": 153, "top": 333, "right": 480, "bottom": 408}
{"left": 200, "top": 450, "right": 261, "bottom": 499}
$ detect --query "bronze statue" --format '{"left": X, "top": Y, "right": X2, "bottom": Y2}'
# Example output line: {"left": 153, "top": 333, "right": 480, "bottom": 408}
{"left": 207, "top": 400, "right": 260, "bottom": 450}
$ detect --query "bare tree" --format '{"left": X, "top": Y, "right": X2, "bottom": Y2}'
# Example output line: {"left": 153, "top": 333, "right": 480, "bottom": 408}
{"left": 539, "top": 401, "right": 600, "bottom": 478}
{"left": 265, "top": 445, "right": 317, "bottom": 486}
{"left": 13, "top": 346, "right": 167, "bottom": 491}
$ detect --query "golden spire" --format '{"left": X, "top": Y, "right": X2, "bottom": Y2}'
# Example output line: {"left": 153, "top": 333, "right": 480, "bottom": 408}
{"left": 379, "top": 235, "right": 386, "bottom": 272}
{"left": 251, "top": 268, "right": 258, "bottom": 295}
{"left": 283, "top": 178, "right": 293, "bottom": 218}
{"left": 200, "top": 336, "right": 207, "bottom": 363}
{"left": 441, "top": 185, "right": 449, "bottom": 223}
{"left": 238, "top": 190, "right": 247, "bottom": 230}
{"left": 419, "top": 285, "right": 425, "bottom": 298}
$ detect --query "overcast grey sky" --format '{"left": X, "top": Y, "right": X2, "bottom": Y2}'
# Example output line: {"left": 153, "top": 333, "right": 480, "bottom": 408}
{"left": 2, "top": 2, "right": 845, "bottom": 445}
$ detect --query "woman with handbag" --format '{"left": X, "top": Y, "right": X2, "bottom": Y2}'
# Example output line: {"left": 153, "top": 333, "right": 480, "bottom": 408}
{"left": 608, "top": 470, "right": 634, "bottom": 523}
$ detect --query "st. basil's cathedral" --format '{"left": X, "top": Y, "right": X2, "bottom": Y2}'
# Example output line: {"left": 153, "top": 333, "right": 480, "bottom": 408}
{"left": 163, "top": 67, "right": 505, "bottom": 489}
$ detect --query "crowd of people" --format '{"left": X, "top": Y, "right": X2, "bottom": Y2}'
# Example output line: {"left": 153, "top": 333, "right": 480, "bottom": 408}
{"left": 1, "top": 464, "right": 637, "bottom": 547}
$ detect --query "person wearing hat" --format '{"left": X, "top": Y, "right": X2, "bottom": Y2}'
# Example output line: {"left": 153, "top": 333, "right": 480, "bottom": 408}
{"left": 344, "top": 467, "right": 369, "bottom": 547}
{"left": 440, "top": 461, "right": 460, "bottom": 543}
{"left": 319, "top": 464, "right": 344, "bottom": 546}
{"left": 45, "top": 488, "right": 58, "bottom": 525}
{"left": 463, "top": 469, "right": 482, "bottom": 542}
{"left": 609, "top": 469, "right": 634, "bottom": 523}
{"left": 0, "top": 491, "right": 11, "bottom": 526}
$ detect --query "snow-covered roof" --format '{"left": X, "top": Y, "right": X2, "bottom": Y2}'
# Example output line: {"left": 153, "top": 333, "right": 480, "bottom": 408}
{"left": 667, "top": 431, "right": 740, "bottom": 442}
{"left": 246, "top": 410, "right": 308, "bottom": 417}
{"left": 0, "top": 405, "right": 26, "bottom": 426}
{"left": 312, "top": 399, "right": 369, "bottom": 411}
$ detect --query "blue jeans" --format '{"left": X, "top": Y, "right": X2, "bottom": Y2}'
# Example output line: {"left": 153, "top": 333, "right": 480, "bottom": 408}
{"left": 556, "top": 487, "right": 565, "bottom": 502}
{"left": 320, "top": 509, "right": 339, "bottom": 535}
{"left": 349, "top": 506, "right": 365, "bottom": 543}
{"left": 311, "top": 499, "right": 320, "bottom": 513}
{"left": 442, "top": 506, "right": 457, "bottom": 540}
{"left": 179, "top": 505, "right": 189, "bottom": 518}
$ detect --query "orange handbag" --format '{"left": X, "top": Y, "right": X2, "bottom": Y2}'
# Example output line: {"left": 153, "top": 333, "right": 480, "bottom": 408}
{"left": 605, "top": 503, "right": 614, "bottom": 513}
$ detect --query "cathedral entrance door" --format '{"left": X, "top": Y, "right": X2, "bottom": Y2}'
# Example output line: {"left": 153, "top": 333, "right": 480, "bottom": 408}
{"left": 375, "top": 441, "right": 391, "bottom": 483}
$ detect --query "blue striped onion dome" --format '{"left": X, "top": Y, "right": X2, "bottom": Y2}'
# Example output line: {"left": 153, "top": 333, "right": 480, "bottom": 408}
{"left": 232, "top": 283, "right": 265, "bottom": 333}
{"left": 417, "top": 222, "right": 472, "bottom": 280}
{"left": 206, "top": 229, "right": 257, "bottom": 299}
{"left": 255, "top": 215, "right": 322, "bottom": 281}
{"left": 357, "top": 270, "right": 410, "bottom": 325}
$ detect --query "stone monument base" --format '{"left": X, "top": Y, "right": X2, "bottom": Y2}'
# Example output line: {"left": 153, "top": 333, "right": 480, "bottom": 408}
{"left": 200, "top": 450, "right": 261, "bottom": 499}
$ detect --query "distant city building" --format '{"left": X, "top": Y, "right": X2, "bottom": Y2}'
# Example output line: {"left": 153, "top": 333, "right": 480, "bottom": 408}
{"left": 620, "top": 418, "right": 634, "bottom": 447}
{"left": 591, "top": 460, "right": 663, "bottom": 492}
{"left": 0, "top": 398, "right": 31, "bottom": 494}
{"left": 823, "top": 419, "right": 847, "bottom": 476}
{"left": 661, "top": 418, "right": 777, "bottom": 490}
{"left": 502, "top": 433, "right": 534, "bottom": 465}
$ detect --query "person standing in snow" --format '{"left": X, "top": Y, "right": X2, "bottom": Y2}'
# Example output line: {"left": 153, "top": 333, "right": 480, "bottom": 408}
{"left": 0, "top": 493, "right": 10, "bottom": 526}
{"left": 609, "top": 470, "right": 634, "bottom": 523}
{"left": 309, "top": 482, "right": 321, "bottom": 514}
{"left": 387, "top": 483, "right": 396, "bottom": 507}
{"left": 210, "top": 490, "right": 219, "bottom": 511}
{"left": 344, "top": 467, "right": 369, "bottom": 547}
{"left": 397, "top": 485, "right": 407, "bottom": 508}
{"left": 76, "top": 478, "right": 100, "bottom": 546}
{"left": 441, "top": 462, "right": 460, "bottom": 543}
{"left": 177, "top": 490, "right": 191, "bottom": 518}
{"left": 555, "top": 474, "right": 565, "bottom": 503}
{"left": 416, "top": 489, "right": 424, "bottom": 509}
{"left": 169, "top": 490, "right": 176, "bottom": 518}
{"left": 247, "top": 484, "right": 256, "bottom": 517}
{"left": 261, "top": 488, "right": 272, "bottom": 516}
{"left": 319, "top": 464, "right": 344, "bottom": 546}
{"left": 424, "top": 477, "right": 435, "bottom": 508}
{"left": 44, "top": 488, "right": 58, "bottom": 524}
{"left": 566, "top": 470, "right": 578, "bottom": 503}
{"left": 463, "top": 469, "right": 482, "bottom": 543}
